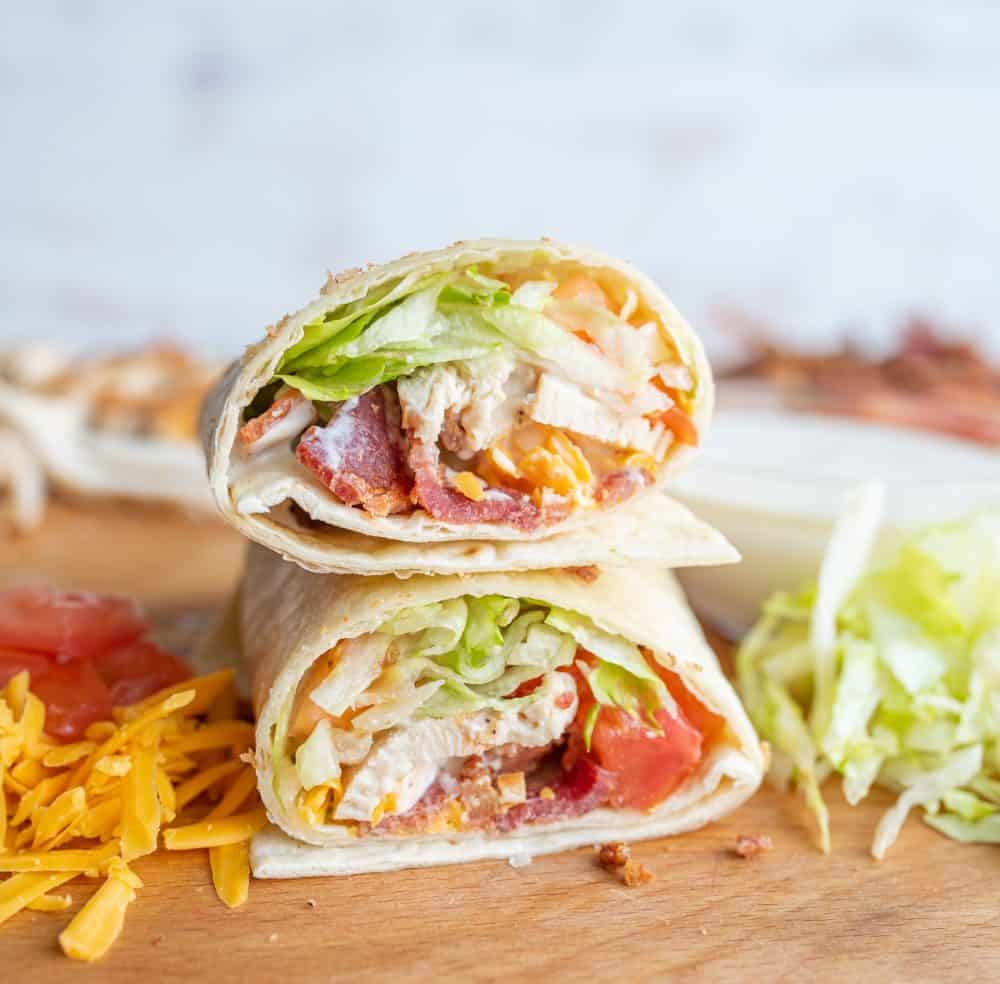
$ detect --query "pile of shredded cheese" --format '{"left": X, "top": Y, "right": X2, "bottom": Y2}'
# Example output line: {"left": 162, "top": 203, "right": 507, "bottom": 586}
{"left": 0, "top": 667, "right": 265, "bottom": 961}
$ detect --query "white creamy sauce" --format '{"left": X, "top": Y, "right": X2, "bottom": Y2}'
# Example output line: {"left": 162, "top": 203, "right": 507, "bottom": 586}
{"left": 243, "top": 396, "right": 317, "bottom": 456}
{"left": 308, "top": 396, "right": 360, "bottom": 471}
{"left": 674, "top": 409, "right": 1000, "bottom": 636}
{"left": 675, "top": 409, "right": 1000, "bottom": 518}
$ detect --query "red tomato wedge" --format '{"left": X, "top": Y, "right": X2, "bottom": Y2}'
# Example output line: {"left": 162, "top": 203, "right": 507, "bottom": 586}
{"left": 655, "top": 663, "right": 727, "bottom": 746}
{"left": 0, "top": 589, "right": 147, "bottom": 663}
{"left": 31, "top": 660, "right": 113, "bottom": 741}
{"left": 93, "top": 638, "right": 190, "bottom": 707}
{"left": 566, "top": 662, "right": 704, "bottom": 811}
{"left": 0, "top": 588, "right": 191, "bottom": 741}
{"left": 0, "top": 647, "right": 51, "bottom": 688}
{"left": 587, "top": 704, "right": 702, "bottom": 810}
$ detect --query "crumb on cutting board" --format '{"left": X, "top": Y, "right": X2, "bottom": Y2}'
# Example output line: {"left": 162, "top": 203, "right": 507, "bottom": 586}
{"left": 597, "top": 843, "right": 655, "bottom": 887}
{"left": 622, "top": 860, "right": 654, "bottom": 887}
{"left": 734, "top": 834, "right": 773, "bottom": 859}
{"left": 598, "top": 842, "right": 631, "bottom": 869}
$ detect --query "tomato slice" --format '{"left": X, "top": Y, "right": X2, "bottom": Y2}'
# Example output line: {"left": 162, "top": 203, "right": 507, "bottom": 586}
{"left": 566, "top": 663, "right": 704, "bottom": 811}
{"left": 31, "top": 660, "right": 113, "bottom": 741}
{"left": 92, "top": 638, "right": 190, "bottom": 707}
{"left": 0, "top": 647, "right": 53, "bottom": 689}
{"left": 510, "top": 675, "right": 544, "bottom": 698}
{"left": 0, "top": 589, "right": 147, "bottom": 663}
{"left": 654, "top": 663, "right": 727, "bottom": 746}
{"left": 590, "top": 704, "right": 703, "bottom": 810}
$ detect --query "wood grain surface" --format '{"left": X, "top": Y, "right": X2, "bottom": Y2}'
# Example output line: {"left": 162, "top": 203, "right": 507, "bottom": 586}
{"left": 2, "top": 501, "right": 998, "bottom": 982}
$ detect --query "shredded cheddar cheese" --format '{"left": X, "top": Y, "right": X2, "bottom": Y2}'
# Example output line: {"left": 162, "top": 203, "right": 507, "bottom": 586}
{"left": 452, "top": 471, "right": 486, "bottom": 502}
{"left": 624, "top": 451, "right": 657, "bottom": 474}
{"left": 58, "top": 860, "right": 142, "bottom": 962}
{"left": 369, "top": 793, "right": 398, "bottom": 827}
{"left": 485, "top": 444, "right": 520, "bottom": 479}
{"left": 26, "top": 890, "right": 73, "bottom": 913}
{"left": 0, "top": 871, "right": 77, "bottom": 925}
{"left": 162, "top": 807, "right": 268, "bottom": 850}
{"left": 296, "top": 779, "right": 343, "bottom": 826}
{"left": 209, "top": 840, "right": 250, "bottom": 910}
{"left": 0, "top": 666, "right": 262, "bottom": 962}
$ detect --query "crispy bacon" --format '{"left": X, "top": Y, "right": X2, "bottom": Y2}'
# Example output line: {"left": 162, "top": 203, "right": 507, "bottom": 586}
{"left": 365, "top": 782, "right": 448, "bottom": 836}
{"left": 238, "top": 387, "right": 309, "bottom": 449}
{"left": 368, "top": 749, "right": 615, "bottom": 838}
{"left": 597, "top": 842, "right": 631, "bottom": 869}
{"left": 492, "top": 756, "right": 615, "bottom": 833}
{"left": 295, "top": 387, "right": 413, "bottom": 516}
{"left": 723, "top": 319, "right": 1000, "bottom": 447}
{"left": 407, "top": 438, "right": 542, "bottom": 531}
{"left": 594, "top": 467, "right": 653, "bottom": 505}
{"left": 621, "top": 860, "right": 655, "bottom": 887}
{"left": 565, "top": 566, "right": 600, "bottom": 584}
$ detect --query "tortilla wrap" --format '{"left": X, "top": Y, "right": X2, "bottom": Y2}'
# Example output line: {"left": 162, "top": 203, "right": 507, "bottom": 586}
{"left": 241, "top": 545, "right": 764, "bottom": 877}
{"left": 0, "top": 428, "right": 45, "bottom": 532}
{"left": 203, "top": 238, "right": 721, "bottom": 574}
{"left": 0, "top": 345, "right": 217, "bottom": 518}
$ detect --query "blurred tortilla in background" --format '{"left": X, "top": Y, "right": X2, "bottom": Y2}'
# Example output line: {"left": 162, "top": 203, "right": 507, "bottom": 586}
{"left": 0, "top": 342, "right": 223, "bottom": 532}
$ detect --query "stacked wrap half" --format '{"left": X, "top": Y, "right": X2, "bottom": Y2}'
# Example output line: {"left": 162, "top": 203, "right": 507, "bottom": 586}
{"left": 201, "top": 238, "right": 736, "bottom": 575}
{"left": 202, "top": 239, "right": 763, "bottom": 877}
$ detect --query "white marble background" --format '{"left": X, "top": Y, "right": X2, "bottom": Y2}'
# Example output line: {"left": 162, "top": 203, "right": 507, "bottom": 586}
{"left": 3, "top": 2, "right": 999, "bottom": 362}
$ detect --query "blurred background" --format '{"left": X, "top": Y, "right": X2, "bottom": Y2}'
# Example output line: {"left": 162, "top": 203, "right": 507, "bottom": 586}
{"left": 4, "top": 2, "right": 999, "bottom": 362}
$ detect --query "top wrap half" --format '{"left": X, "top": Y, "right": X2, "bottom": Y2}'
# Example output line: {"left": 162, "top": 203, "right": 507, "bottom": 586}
{"left": 202, "top": 239, "right": 732, "bottom": 575}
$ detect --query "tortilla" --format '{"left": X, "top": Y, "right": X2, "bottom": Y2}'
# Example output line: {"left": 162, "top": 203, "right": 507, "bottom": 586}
{"left": 0, "top": 347, "right": 216, "bottom": 518}
{"left": 203, "top": 238, "right": 722, "bottom": 575}
{"left": 240, "top": 545, "right": 764, "bottom": 877}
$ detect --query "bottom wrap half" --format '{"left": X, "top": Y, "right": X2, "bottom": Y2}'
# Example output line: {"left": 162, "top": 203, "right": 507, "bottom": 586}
{"left": 240, "top": 544, "right": 764, "bottom": 877}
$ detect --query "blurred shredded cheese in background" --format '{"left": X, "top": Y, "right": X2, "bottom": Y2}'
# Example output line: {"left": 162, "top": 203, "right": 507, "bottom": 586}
{"left": 0, "top": 668, "right": 262, "bottom": 962}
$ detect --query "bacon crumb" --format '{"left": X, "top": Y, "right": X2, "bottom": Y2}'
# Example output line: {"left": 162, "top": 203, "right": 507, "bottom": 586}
{"left": 597, "top": 842, "right": 654, "bottom": 887}
{"left": 597, "top": 842, "right": 630, "bottom": 869}
{"left": 497, "top": 771, "right": 527, "bottom": 807}
{"left": 622, "top": 860, "right": 655, "bottom": 887}
{"left": 734, "top": 834, "right": 773, "bottom": 859}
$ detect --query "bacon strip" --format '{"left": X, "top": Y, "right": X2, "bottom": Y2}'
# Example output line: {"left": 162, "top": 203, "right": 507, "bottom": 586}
{"left": 238, "top": 387, "right": 310, "bottom": 450}
{"left": 492, "top": 757, "right": 615, "bottom": 833}
{"left": 407, "top": 438, "right": 542, "bottom": 531}
{"left": 295, "top": 387, "right": 413, "bottom": 517}
{"left": 594, "top": 466, "right": 653, "bottom": 506}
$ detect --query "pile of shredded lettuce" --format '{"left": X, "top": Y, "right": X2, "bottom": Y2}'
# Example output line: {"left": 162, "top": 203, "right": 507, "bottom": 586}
{"left": 275, "top": 267, "right": 658, "bottom": 403}
{"left": 379, "top": 595, "right": 675, "bottom": 748}
{"left": 738, "top": 483, "right": 1000, "bottom": 858}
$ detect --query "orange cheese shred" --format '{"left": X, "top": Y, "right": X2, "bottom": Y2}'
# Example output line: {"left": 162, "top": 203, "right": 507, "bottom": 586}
{"left": 209, "top": 840, "right": 251, "bottom": 909}
{"left": 0, "top": 669, "right": 261, "bottom": 961}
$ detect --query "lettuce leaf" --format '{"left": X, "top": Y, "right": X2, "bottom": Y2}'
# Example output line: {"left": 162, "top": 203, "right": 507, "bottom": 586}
{"left": 372, "top": 595, "right": 669, "bottom": 726}
{"left": 273, "top": 266, "right": 639, "bottom": 404}
{"left": 738, "top": 489, "right": 1000, "bottom": 858}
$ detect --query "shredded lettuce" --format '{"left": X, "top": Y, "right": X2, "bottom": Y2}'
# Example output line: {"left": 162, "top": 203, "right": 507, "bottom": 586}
{"left": 738, "top": 489, "right": 1000, "bottom": 858}
{"left": 545, "top": 606, "right": 676, "bottom": 734}
{"left": 273, "top": 267, "right": 638, "bottom": 403}
{"left": 374, "top": 595, "right": 671, "bottom": 727}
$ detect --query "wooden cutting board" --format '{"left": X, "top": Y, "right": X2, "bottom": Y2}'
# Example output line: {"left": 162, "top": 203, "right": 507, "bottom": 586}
{"left": 3, "top": 501, "right": 998, "bottom": 982}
